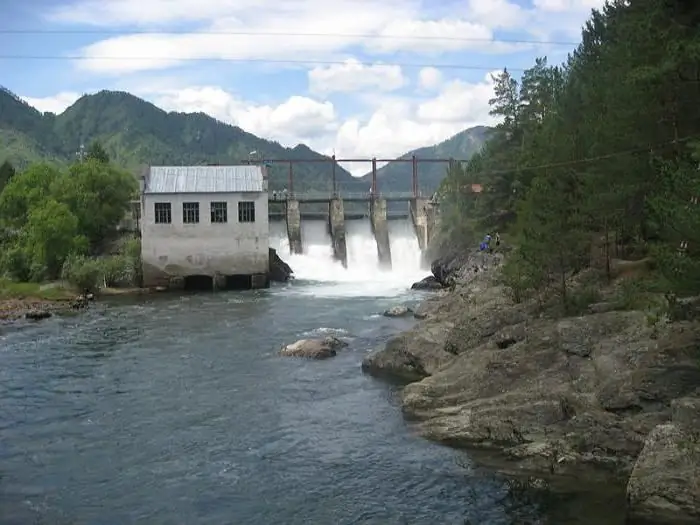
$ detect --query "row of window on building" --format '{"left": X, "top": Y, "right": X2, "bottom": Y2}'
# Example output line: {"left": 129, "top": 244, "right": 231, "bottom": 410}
{"left": 154, "top": 201, "right": 256, "bottom": 224}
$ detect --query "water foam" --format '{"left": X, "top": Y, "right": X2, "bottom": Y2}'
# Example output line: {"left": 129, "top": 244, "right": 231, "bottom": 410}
{"left": 270, "top": 219, "right": 428, "bottom": 298}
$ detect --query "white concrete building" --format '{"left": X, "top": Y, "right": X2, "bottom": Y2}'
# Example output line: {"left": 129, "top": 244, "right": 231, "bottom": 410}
{"left": 140, "top": 165, "right": 270, "bottom": 289}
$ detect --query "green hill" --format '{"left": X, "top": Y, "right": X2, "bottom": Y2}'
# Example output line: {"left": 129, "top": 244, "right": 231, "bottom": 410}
{"left": 359, "top": 126, "right": 490, "bottom": 194}
{"left": 0, "top": 88, "right": 357, "bottom": 193}
{"left": 0, "top": 87, "right": 489, "bottom": 197}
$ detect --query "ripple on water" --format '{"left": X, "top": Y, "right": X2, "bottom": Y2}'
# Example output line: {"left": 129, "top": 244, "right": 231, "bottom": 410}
{"left": 0, "top": 289, "right": 627, "bottom": 524}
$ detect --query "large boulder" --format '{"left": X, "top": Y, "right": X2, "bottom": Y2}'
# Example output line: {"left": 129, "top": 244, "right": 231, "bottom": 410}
{"left": 383, "top": 305, "right": 413, "bottom": 317}
{"left": 430, "top": 248, "right": 501, "bottom": 287}
{"left": 269, "top": 248, "right": 293, "bottom": 282}
{"left": 626, "top": 398, "right": 700, "bottom": 524}
{"left": 401, "top": 303, "right": 700, "bottom": 477}
{"left": 411, "top": 275, "right": 443, "bottom": 291}
{"left": 280, "top": 336, "right": 348, "bottom": 359}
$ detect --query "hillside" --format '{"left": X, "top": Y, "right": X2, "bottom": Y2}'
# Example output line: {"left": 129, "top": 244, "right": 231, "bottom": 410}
{"left": 0, "top": 88, "right": 357, "bottom": 193}
{"left": 359, "top": 126, "right": 490, "bottom": 194}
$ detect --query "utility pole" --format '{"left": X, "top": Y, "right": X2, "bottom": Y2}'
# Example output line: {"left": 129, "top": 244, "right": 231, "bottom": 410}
{"left": 76, "top": 142, "right": 86, "bottom": 162}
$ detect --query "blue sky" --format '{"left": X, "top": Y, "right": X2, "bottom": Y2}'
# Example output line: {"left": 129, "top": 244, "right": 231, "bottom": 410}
{"left": 1, "top": 0, "right": 602, "bottom": 174}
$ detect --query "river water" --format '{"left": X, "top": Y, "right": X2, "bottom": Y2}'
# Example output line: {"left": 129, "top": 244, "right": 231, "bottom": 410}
{"left": 0, "top": 221, "right": 625, "bottom": 524}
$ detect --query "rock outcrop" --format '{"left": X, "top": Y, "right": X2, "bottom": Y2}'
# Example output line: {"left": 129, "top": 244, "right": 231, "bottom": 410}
{"left": 365, "top": 247, "right": 700, "bottom": 522}
{"left": 269, "top": 248, "right": 293, "bottom": 282}
{"left": 281, "top": 336, "right": 348, "bottom": 359}
{"left": 411, "top": 276, "right": 443, "bottom": 291}
{"left": 626, "top": 397, "right": 700, "bottom": 524}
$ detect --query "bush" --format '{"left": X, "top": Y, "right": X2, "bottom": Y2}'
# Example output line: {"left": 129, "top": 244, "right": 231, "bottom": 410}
{"left": 60, "top": 255, "right": 104, "bottom": 292}
{"left": 59, "top": 237, "right": 142, "bottom": 292}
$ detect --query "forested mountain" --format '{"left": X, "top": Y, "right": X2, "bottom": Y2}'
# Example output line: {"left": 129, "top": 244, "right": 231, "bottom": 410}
{"left": 440, "top": 0, "right": 700, "bottom": 301}
{"left": 359, "top": 126, "right": 490, "bottom": 194}
{"left": 0, "top": 89, "right": 359, "bottom": 193}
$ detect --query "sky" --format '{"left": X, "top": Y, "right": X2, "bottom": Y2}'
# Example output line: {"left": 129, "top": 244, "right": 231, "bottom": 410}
{"left": 1, "top": 0, "right": 604, "bottom": 175}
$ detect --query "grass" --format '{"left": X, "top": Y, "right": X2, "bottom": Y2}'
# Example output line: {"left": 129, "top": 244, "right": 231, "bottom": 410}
{"left": 0, "top": 279, "right": 75, "bottom": 301}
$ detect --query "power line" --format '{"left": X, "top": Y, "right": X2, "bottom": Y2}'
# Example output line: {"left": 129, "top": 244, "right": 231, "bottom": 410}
{"left": 0, "top": 55, "right": 528, "bottom": 71}
{"left": 451, "top": 135, "right": 699, "bottom": 177}
{"left": 0, "top": 28, "right": 579, "bottom": 46}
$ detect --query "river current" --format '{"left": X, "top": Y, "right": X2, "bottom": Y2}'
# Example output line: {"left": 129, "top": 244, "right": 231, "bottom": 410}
{"left": 1, "top": 220, "right": 625, "bottom": 524}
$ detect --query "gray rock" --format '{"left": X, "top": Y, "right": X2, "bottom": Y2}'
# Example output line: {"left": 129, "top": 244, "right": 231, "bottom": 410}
{"left": 411, "top": 276, "right": 443, "bottom": 291}
{"left": 25, "top": 310, "right": 52, "bottom": 320}
{"left": 627, "top": 422, "right": 700, "bottom": 524}
{"left": 269, "top": 248, "right": 293, "bottom": 282}
{"left": 280, "top": 336, "right": 347, "bottom": 359}
{"left": 383, "top": 305, "right": 413, "bottom": 317}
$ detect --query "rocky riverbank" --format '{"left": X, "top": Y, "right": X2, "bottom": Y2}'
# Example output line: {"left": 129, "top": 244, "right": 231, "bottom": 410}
{"left": 363, "top": 250, "right": 700, "bottom": 524}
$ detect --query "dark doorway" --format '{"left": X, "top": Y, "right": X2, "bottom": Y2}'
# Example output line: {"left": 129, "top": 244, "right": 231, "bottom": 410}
{"left": 183, "top": 274, "right": 214, "bottom": 291}
{"left": 225, "top": 274, "right": 253, "bottom": 290}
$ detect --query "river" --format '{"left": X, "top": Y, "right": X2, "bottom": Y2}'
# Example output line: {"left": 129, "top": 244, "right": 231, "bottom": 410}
{"left": 0, "top": 220, "right": 626, "bottom": 524}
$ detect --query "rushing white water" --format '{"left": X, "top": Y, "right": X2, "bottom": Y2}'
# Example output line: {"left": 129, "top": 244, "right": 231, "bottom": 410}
{"left": 269, "top": 219, "right": 428, "bottom": 298}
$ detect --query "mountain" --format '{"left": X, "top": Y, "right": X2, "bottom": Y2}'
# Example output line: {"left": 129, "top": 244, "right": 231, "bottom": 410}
{"left": 0, "top": 87, "right": 490, "bottom": 197}
{"left": 359, "top": 126, "right": 491, "bottom": 194}
{"left": 0, "top": 88, "right": 357, "bottom": 193}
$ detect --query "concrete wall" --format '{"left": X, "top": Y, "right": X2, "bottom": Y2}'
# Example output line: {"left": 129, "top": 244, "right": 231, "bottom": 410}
{"left": 141, "top": 191, "right": 269, "bottom": 287}
{"left": 370, "top": 198, "right": 392, "bottom": 268}
{"left": 328, "top": 198, "right": 347, "bottom": 267}
{"left": 285, "top": 199, "right": 303, "bottom": 254}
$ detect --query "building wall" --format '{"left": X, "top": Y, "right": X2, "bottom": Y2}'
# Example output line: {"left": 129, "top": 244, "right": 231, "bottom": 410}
{"left": 141, "top": 191, "right": 269, "bottom": 286}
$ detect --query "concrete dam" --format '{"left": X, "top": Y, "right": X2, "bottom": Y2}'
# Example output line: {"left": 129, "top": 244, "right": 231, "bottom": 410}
{"left": 268, "top": 196, "right": 438, "bottom": 269}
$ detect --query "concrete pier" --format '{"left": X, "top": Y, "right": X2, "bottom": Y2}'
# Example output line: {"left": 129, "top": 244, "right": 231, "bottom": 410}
{"left": 410, "top": 198, "right": 430, "bottom": 251}
{"left": 370, "top": 198, "right": 392, "bottom": 268}
{"left": 328, "top": 198, "right": 347, "bottom": 267}
{"left": 285, "top": 199, "right": 302, "bottom": 254}
{"left": 410, "top": 197, "right": 432, "bottom": 268}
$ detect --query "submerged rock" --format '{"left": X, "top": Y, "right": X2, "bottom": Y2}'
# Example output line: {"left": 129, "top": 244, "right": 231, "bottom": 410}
{"left": 280, "top": 336, "right": 348, "bottom": 359}
{"left": 269, "top": 248, "right": 293, "bottom": 282}
{"left": 383, "top": 305, "right": 413, "bottom": 317}
{"left": 25, "top": 310, "right": 52, "bottom": 320}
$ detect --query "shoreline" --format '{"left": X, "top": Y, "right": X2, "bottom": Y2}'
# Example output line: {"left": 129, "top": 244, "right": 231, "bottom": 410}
{"left": 0, "top": 285, "right": 157, "bottom": 322}
{"left": 367, "top": 251, "right": 700, "bottom": 525}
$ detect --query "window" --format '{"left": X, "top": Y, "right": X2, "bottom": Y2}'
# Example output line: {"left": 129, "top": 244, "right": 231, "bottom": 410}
{"left": 154, "top": 202, "right": 172, "bottom": 224}
{"left": 182, "top": 202, "right": 200, "bottom": 224}
{"left": 210, "top": 201, "right": 228, "bottom": 223}
{"left": 238, "top": 201, "right": 255, "bottom": 223}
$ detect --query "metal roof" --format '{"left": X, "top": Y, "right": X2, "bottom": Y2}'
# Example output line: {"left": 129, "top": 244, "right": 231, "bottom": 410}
{"left": 145, "top": 165, "right": 265, "bottom": 194}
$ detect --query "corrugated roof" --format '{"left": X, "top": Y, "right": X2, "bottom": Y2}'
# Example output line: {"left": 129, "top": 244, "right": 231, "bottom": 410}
{"left": 145, "top": 165, "right": 265, "bottom": 194}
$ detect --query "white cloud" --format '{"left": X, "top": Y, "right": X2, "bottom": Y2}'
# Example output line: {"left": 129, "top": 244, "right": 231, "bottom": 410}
{"left": 46, "top": 0, "right": 533, "bottom": 75}
{"left": 25, "top": 0, "right": 608, "bottom": 177}
{"left": 533, "top": 0, "right": 604, "bottom": 12}
{"left": 21, "top": 92, "right": 81, "bottom": 114}
{"left": 148, "top": 87, "right": 337, "bottom": 144}
{"left": 418, "top": 67, "right": 442, "bottom": 90}
{"left": 47, "top": 0, "right": 265, "bottom": 26}
{"left": 308, "top": 59, "right": 406, "bottom": 95}
{"left": 417, "top": 72, "right": 498, "bottom": 123}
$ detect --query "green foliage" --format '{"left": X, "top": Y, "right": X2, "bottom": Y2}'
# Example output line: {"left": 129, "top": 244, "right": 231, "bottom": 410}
{"left": 0, "top": 157, "right": 137, "bottom": 284}
{"left": 438, "top": 0, "right": 700, "bottom": 310}
{"left": 60, "top": 255, "right": 104, "bottom": 291}
{"left": 21, "top": 199, "right": 88, "bottom": 280}
{"left": 60, "top": 238, "right": 142, "bottom": 292}
{"left": 0, "top": 163, "right": 61, "bottom": 227}
{"left": 86, "top": 140, "right": 109, "bottom": 163}
{"left": 51, "top": 159, "right": 137, "bottom": 247}
{"left": 0, "top": 160, "right": 15, "bottom": 192}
